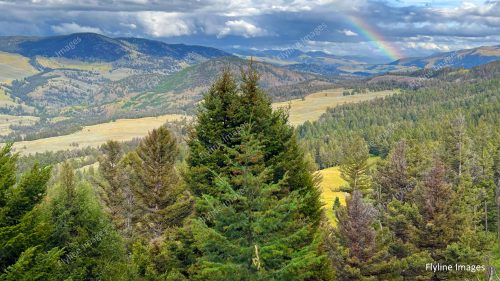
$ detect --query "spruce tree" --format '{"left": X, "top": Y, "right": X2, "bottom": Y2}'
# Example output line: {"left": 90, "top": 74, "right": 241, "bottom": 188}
{"left": 131, "top": 126, "right": 193, "bottom": 241}
{"left": 191, "top": 128, "right": 327, "bottom": 280}
{"left": 339, "top": 135, "right": 371, "bottom": 193}
{"left": 96, "top": 140, "right": 135, "bottom": 244}
{"left": 45, "top": 161, "right": 128, "bottom": 280}
{"left": 186, "top": 67, "right": 326, "bottom": 279}
{"left": 327, "top": 191, "right": 398, "bottom": 280}
{"left": 0, "top": 144, "right": 52, "bottom": 272}
{"left": 374, "top": 140, "right": 415, "bottom": 206}
{"left": 0, "top": 144, "right": 16, "bottom": 211}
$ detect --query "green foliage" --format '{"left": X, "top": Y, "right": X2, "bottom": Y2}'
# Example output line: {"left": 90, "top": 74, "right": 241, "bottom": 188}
{"left": 0, "top": 144, "right": 53, "bottom": 273}
{"left": 191, "top": 129, "right": 327, "bottom": 280}
{"left": 1, "top": 246, "right": 64, "bottom": 281}
{"left": 42, "top": 162, "right": 128, "bottom": 280}
{"left": 339, "top": 136, "right": 372, "bottom": 193}
{"left": 186, "top": 66, "right": 327, "bottom": 280}
{"left": 333, "top": 197, "right": 341, "bottom": 210}
{"left": 326, "top": 191, "right": 400, "bottom": 280}
{"left": 131, "top": 126, "right": 193, "bottom": 241}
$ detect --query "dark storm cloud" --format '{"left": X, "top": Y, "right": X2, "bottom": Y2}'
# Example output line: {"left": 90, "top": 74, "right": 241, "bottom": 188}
{"left": 0, "top": 0, "right": 498, "bottom": 57}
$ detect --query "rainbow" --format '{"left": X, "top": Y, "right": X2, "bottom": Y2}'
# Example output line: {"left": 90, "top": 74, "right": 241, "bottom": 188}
{"left": 348, "top": 16, "right": 403, "bottom": 61}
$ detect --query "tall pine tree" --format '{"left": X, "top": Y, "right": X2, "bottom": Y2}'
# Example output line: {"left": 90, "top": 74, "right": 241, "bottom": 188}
{"left": 130, "top": 126, "right": 193, "bottom": 241}
{"left": 186, "top": 66, "right": 327, "bottom": 280}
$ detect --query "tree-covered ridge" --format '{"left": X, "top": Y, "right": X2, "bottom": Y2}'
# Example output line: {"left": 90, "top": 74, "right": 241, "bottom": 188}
{"left": 302, "top": 61, "right": 500, "bottom": 280}
{"left": 299, "top": 62, "right": 500, "bottom": 168}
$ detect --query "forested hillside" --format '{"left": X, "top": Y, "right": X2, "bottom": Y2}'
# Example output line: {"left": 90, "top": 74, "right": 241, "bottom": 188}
{"left": 1, "top": 62, "right": 499, "bottom": 280}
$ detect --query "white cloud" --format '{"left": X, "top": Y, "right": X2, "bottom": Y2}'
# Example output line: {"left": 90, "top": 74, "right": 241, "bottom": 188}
{"left": 51, "top": 22, "right": 102, "bottom": 34}
{"left": 120, "top": 22, "right": 137, "bottom": 29}
{"left": 136, "top": 12, "right": 194, "bottom": 37}
{"left": 217, "top": 20, "right": 267, "bottom": 38}
{"left": 339, "top": 29, "right": 358, "bottom": 36}
{"left": 405, "top": 41, "right": 450, "bottom": 52}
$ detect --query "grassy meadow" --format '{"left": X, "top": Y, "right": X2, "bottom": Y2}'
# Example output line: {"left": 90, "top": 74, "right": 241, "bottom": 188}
{"left": 11, "top": 114, "right": 189, "bottom": 155}
{"left": 317, "top": 166, "right": 348, "bottom": 225}
{"left": 35, "top": 57, "right": 113, "bottom": 72}
{"left": 272, "top": 88, "right": 396, "bottom": 126}
{"left": 0, "top": 52, "right": 38, "bottom": 83}
{"left": 0, "top": 114, "right": 39, "bottom": 136}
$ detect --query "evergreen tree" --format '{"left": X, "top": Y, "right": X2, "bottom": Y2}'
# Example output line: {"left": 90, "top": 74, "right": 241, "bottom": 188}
{"left": 43, "top": 162, "right": 128, "bottom": 280}
{"left": 191, "top": 128, "right": 327, "bottom": 280}
{"left": 414, "top": 159, "right": 458, "bottom": 254}
{"left": 374, "top": 140, "right": 415, "bottom": 207}
{"left": 0, "top": 144, "right": 52, "bottom": 273}
{"left": 327, "top": 191, "right": 398, "bottom": 280}
{"left": 187, "top": 66, "right": 322, "bottom": 224}
{"left": 186, "top": 67, "right": 327, "bottom": 280}
{"left": 0, "top": 144, "right": 16, "bottom": 211}
{"left": 130, "top": 126, "right": 193, "bottom": 241}
{"left": 441, "top": 113, "right": 470, "bottom": 183}
{"left": 339, "top": 136, "right": 371, "bottom": 193}
{"left": 96, "top": 140, "right": 135, "bottom": 244}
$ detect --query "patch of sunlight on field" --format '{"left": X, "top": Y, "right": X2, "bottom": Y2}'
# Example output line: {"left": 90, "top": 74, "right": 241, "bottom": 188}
{"left": 317, "top": 166, "right": 348, "bottom": 226}
{"left": 272, "top": 88, "right": 396, "bottom": 126}
{"left": 36, "top": 57, "right": 112, "bottom": 72}
{"left": 0, "top": 52, "right": 38, "bottom": 82}
{"left": 0, "top": 114, "right": 39, "bottom": 136}
{"left": 0, "top": 87, "right": 14, "bottom": 105}
{"left": 317, "top": 157, "right": 380, "bottom": 226}
{"left": 0, "top": 88, "right": 36, "bottom": 112}
{"left": 10, "top": 114, "right": 190, "bottom": 155}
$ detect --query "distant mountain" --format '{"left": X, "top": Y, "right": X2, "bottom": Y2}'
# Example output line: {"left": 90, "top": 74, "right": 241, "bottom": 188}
{"left": 227, "top": 48, "right": 413, "bottom": 76}
{"left": 390, "top": 45, "right": 500, "bottom": 69}
{"left": 121, "top": 56, "right": 320, "bottom": 114}
{"left": 227, "top": 48, "right": 379, "bottom": 64}
{"left": 0, "top": 33, "right": 230, "bottom": 63}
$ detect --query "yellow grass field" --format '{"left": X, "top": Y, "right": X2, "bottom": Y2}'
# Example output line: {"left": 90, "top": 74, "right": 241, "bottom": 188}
{"left": 0, "top": 52, "right": 38, "bottom": 83}
{"left": 0, "top": 87, "right": 15, "bottom": 106}
{"left": 0, "top": 114, "right": 39, "bottom": 136}
{"left": 273, "top": 88, "right": 396, "bottom": 126}
{"left": 36, "top": 57, "right": 112, "bottom": 72}
{"left": 11, "top": 114, "right": 190, "bottom": 155}
{"left": 317, "top": 157, "right": 380, "bottom": 225}
{"left": 317, "top": 166, "right": 348, "bottom": 225}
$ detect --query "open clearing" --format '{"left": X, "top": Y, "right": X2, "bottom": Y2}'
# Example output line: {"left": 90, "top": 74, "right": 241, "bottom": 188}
{"left": 11, "top": 114, "right": 190, "bottom": 155}
{"left": 0, "top": 52, "right": 38, "bottom": 82}
{"left": 273, "top": 88, "right": 396, "bottom": 126}
{"left": 0, "top": 114, "right": 39, "bottom": 136}
{"left": 0, "top": 87, "right": 16, "bottom": 107}
{"left": 317, "top": 166, "right": 348, "bottom": 225}
{"left": 317, "top": 157, "right": 379, "bottom": 225}
{"left": 36, "top": 57, "right": 112, "bottom": 72}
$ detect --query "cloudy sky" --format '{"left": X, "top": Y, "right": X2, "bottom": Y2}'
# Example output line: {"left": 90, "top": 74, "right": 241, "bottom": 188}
{"left": 1, "top": 0, "right": 499, "bottom": 61}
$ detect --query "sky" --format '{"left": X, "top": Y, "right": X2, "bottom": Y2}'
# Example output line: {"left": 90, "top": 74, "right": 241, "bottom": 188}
{"left": 0, "top": 0, "right": 499, "bottom": 61}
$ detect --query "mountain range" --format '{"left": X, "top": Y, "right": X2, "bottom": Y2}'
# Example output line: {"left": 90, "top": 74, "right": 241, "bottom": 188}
{"left": 0, "top": 33, "right": 498, "bottom": 122}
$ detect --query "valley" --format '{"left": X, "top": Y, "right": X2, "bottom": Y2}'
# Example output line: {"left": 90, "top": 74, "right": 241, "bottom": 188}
{"left": 5, "top": 86, "right": 394, "bottom": 155}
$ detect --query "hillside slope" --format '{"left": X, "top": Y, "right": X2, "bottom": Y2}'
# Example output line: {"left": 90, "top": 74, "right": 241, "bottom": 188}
{"left": 390, "top": 45, "right": 500, "bottom": 69}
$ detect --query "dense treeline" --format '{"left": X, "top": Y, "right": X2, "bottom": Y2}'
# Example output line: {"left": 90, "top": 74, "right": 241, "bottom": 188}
{"left": 1, "top": 64, "right": 499, "bottom": 280}
{"left": 299, "top": 72, "right": 499, "bottom": 168}
{"left": 299, "top": 61, "right": 500, "bottom": 279}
